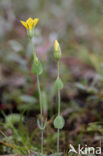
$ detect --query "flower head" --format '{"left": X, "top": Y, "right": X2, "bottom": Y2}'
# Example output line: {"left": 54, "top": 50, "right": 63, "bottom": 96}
{"left": 54, "top": 40, "right": 60, "bottom": 52}
{"left": 20, "top": 17, "right": 39, "bottom": 38}
{"left": 54, "top": 40, "right": 61, "bottom": 61}
{"left": 21, "top": 17, "right": 39, "bottom": 30}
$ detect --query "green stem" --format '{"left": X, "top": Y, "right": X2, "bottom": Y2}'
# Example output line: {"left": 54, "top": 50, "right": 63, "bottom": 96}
{"left": 58, "top": 90, "right": 61, "bottom": 115}
{"left": 57, "top": 61, "right": 59, "bottom": 77}
{"left": 37, "top": 75, "right": 43, "bottom": 119}
{"left": 57, "top": 129, "right": 60, "bottom": 153}
{"left": 57, "top": 61, "right": 60, "bottom": 115}
{"left": 37, "top": 75, "right": 44, "bottom": 156}
{"left": 41, "top": 130, "right": 44, "bottom": 155}
{"left": 30, "top": 38, "right": 44, "bottom": 156}
{"left": 57, "top": 61, "right": 61, "bottom": 153}
{"left": 30, "top": 38, "right": 36, "bottom": 59}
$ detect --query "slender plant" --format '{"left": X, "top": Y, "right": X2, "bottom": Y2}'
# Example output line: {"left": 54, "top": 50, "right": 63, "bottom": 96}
{"left": 53, "top": 40, "right": 65, "bottom": 153}
{"left": 20, "top": 17, "right": 47, "bottom": 156}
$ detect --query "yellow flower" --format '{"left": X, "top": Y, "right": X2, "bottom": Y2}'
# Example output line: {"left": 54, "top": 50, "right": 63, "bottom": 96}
{"left": 54, "top": 40, "right": 61, "bottom": 61}
{"left": 54, "top": 40, "right": 60, "bottom": 52}
{"left": 20, "top": 17, "right": 39, "bottom": 30}
{"left": 33, "top": 18, "right": 39, "bottom": 28}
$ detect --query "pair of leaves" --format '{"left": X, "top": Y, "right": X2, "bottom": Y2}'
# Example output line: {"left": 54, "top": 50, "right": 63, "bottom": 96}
{"left": 54, "top": 115, "right": 65, "bottom": 129}
{"left": 54, "top": 77, "right": 63, "bottom": 90}
{"left": 32, "top": 61, "right": 43, "bottom": 75}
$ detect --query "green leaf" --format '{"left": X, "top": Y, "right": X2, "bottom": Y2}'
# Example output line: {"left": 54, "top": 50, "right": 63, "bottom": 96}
{"left": 87, "top": 122, "right": 103, "bottom": 135}
{"left": 5, "top": 114, "right": 24, "bottom": 125}
{"left": 54, "top": 77, "right": 63, "bottom": 90}
{"left": 54, "top": 115, "right": 65, "bottom": 129}
{"left": 41, "top": 91, "right": 48, "bottom": 112}
{"left": 32, "top": 61, "right": 43, "bottom": 75}
{"left": 20, "top": 95, "right": 36, "bottom": 104}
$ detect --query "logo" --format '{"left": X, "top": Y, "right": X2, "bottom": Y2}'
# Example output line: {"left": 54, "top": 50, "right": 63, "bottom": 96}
{"left": 68, "top": 144, "right": 101, "bottom": 155}
{"left": 69, "top": 144, "right": 77, "bottom": 153}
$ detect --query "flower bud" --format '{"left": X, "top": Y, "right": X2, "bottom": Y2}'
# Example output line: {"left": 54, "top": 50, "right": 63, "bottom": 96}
{"left": 54, "top": 40, "right": 61, "bottom": 61}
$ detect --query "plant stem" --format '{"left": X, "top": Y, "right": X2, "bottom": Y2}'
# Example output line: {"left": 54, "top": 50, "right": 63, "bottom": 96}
{"left": 57, "top": 129, "right": 60, "bottom": 153}
{"left": 57, "top": 61, "right": 61, "bottom": 153}
{"left": 37, "top": 75, "right": 44, "bottom": 156}
{"left": 58, "top": 61, "right": 59, "bottom": 77}
{"left": 41, "top": 130, "right": 44, "bottom": 155}
{"left": 37, "top": 75, "right": 43, "bottom": 119}
{"left": 58, "top": 89, "right": 61, "bottom": 115}
{"left": 30, "top": 38, "right": 44, "bottom": 156}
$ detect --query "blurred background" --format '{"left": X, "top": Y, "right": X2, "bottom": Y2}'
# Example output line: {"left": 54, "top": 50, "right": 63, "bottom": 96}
{"left": 0, "top": 0, "right": 103, "bottom": 155}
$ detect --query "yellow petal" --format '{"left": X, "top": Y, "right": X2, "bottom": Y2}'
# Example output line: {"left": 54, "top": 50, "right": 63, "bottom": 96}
{"left": 20, "top": 20, "right": 28, "bottom": 29}
{"left": 26, "top": 17, "right": 33, "bottom": 24}
{"left": 26, "top": 17, "right": 33, "bottom": 30}
{"left": 54, "top": 40, "right": 59, "bottom": 52}
{"left": 33, "top": 18, "right": 39, "bottom": 27}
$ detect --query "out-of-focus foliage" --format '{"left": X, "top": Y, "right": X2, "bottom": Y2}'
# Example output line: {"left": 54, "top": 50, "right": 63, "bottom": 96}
{"left": 87, "top": 122, "right": 103, "bottom": 135}
{"left": 0, "top": 0, "right": 103, "bottom": 154}
{"left": 0, "top": 0, "right": 103, "bottom": 111}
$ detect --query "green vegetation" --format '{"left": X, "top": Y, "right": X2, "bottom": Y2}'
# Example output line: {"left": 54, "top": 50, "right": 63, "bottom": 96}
{"left": 0, "top": 0, "right": 103, "bottom": 155}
